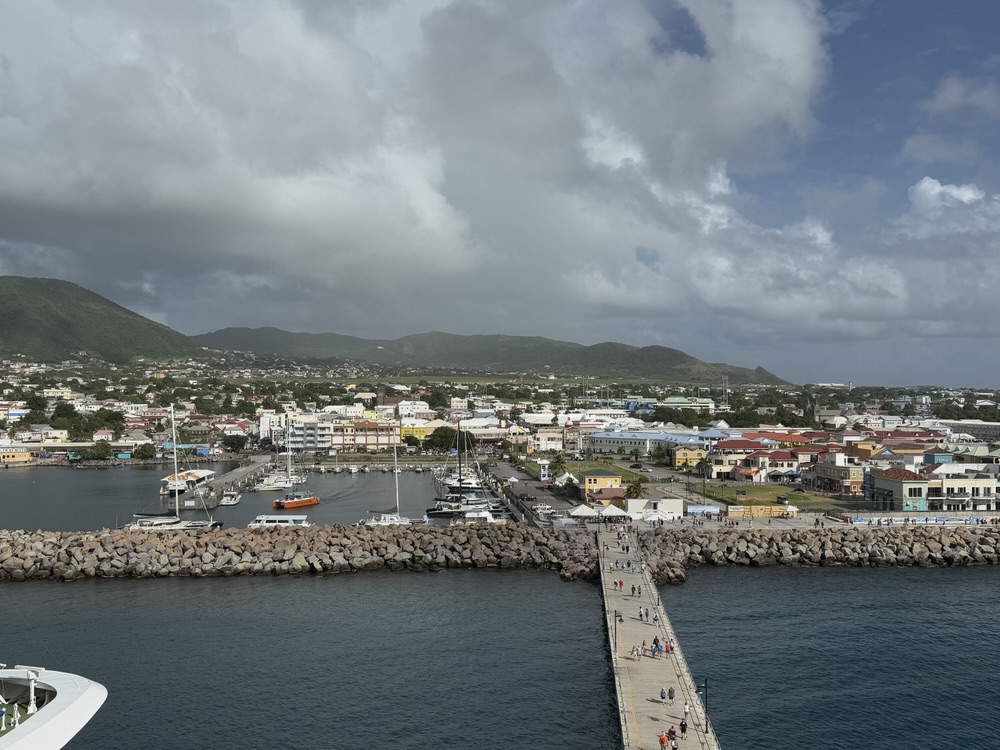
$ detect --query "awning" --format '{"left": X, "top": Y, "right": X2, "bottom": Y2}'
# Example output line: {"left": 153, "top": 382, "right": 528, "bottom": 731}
{"left": 735, "top": 468, "right": 758, "bottom": 477}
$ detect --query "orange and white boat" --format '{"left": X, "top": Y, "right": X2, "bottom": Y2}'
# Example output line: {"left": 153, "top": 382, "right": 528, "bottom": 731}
{"left": 273, "top": 492, "right": 320, "bottom": 510}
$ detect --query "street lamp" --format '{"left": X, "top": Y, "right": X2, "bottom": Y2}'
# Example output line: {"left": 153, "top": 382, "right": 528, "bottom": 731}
{"left": 695, "top": 677, "right": 709, "bottom": 712}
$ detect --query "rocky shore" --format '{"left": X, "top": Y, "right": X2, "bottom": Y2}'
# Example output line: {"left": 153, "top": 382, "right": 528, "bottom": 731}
{"left": 0, "top": 524, "right": 598, "bottom": 582}
{"left": 2, "top": 523, "right": 999, "bottom": 584}
{"left": 639, "top": 524, "right": 1000, "bottom": 585}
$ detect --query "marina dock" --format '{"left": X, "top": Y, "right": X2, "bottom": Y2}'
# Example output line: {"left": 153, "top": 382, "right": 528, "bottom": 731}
{"left": 598, "top": 526, "right": 722, "bottom": 750}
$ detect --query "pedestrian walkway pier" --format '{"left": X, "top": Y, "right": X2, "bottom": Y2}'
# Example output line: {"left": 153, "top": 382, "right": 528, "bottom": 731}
{"left": 598, "top": 526, "right": 721, "bottom": 750}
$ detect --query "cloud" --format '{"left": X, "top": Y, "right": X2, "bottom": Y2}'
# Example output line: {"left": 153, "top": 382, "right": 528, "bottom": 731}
{"left": 922, "top": 74, "right": 1000, "bottom": 119}
{"left": 901, "top": 132, "right": 980, "bottom": 164}
{"left": 2, "top": 0, "right": 1000, "bottom": 386}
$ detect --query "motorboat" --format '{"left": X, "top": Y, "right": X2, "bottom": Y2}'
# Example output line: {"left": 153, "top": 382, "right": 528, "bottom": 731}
{"left": 219, "top": 490, "right": 242, "bottom": 506}
{"left": 272, "top": 492, "right": 320, "bottom": 509}
{"left": 0, "top": 664, "right": 108, "bottom": 749}
{"left": 450, "top": 507, "right": 512, "bottom": 526}
{"left": 247, "top": 514, "right": 312, "bottom": 528}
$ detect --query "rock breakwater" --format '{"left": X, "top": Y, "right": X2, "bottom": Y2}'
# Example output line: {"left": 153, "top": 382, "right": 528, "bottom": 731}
{"left": 0, "top": 524, "right": 598, "bottom": 582}
{"left": 640, "top": 525, "right": 1000, "bottom": 585}
{"left": 4, "top": 523, "right": 999, "bottom": 585}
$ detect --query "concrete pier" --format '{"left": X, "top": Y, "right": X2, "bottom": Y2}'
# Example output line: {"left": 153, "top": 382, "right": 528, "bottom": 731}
{"left": 598, "top": 526, "right": 721, "bottom": 750}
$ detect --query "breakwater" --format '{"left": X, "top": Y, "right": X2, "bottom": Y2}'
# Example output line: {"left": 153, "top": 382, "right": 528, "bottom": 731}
{"left": 640, "top": 524, "right": 1000, "bottom": 585}
{"left": 0, "top": 524, "right": 598, "bottom": 582}
{"left": 3, "top": 523, "right": 1000, "bottom": 583}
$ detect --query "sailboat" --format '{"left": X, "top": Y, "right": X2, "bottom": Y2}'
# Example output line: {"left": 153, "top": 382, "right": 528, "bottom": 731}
{"left": 125, "top": 406, "right": 223, "bottom": 531}
{"left": 359, "top": 445, "right": 411, "bottom": 526}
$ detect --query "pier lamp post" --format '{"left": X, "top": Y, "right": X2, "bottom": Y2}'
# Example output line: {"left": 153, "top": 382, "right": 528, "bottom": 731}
{"left": 695, "top": 677, "right": 709, "bottom": 712}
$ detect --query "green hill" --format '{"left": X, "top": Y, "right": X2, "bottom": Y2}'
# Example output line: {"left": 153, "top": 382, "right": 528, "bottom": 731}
{"left": 0, "top": 276, "right": 203, "bottom": 363}
{"left": 195, "top": 327, "right": 787, "bottom": 384}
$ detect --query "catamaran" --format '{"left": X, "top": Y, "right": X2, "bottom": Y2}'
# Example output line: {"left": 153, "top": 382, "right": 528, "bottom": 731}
{"left": 359, "top": 445, "right": 411, "bottom": 526}
{"left": 125, "top": 406, "right": 223, "bottom": 531}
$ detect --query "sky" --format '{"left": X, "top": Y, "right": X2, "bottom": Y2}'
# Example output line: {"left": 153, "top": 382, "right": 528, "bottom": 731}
{"left": 1, "top": 0, "right": 999, "bottom": 388}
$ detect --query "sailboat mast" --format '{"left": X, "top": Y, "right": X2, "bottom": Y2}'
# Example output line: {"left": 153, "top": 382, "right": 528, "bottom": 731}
{"left": 393, "top": 444, "right": 400, "bottom": 515}
{"left": 170, "top": 404, "right": 180, "bottom": 519}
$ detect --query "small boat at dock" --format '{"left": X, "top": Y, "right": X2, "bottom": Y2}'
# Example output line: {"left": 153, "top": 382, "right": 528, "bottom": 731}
{"left": 219, "top": 490, "right": 242, "bottom": 506}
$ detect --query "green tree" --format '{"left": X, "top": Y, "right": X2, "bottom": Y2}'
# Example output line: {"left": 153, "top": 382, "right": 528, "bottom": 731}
{"left": 87, "top": 441, "right": 113, "bottom": 460}
{"left": 549, "top": 454, "right": 567, "bottom": 477}
{"left": 133, "top": 443, "right": 157, "bottom": 460}
{"left": 52, "top": 402, "right": 79, "bottom": 420}
{"left": 222, "top": 435, "right": 248, "bottom": 452}
{"left": 625, "top": 480, "right": 644, "bottom": 499}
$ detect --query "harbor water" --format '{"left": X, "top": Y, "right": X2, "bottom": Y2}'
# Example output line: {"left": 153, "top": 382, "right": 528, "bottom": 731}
{"left": 2, "top": 467, "right": 999, "bottom": 748}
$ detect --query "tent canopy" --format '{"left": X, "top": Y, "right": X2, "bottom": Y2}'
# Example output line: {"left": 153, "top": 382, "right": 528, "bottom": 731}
{"left": 569, "top": 504, "right": 600, "bottom": 517}
{"left": 599, "top": 504, "right": 629, "bottom": 517}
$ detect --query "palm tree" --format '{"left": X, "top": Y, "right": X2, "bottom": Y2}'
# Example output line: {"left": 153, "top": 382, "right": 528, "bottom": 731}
{"left": 550, "top": 453, "right": 567, "bottom": 477}
{"left": 625, "top": 480, "right": 644, "bottom": 499}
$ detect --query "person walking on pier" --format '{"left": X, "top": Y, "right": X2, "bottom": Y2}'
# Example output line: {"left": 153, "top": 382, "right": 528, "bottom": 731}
{"left": 658, "top": 731, "right": 669, "bottom": 749}
{"left": 683, "top": 702, "right": 691, "bottom": 724}
{"left": 661, "top": 687, "right": 667, "bottom": 704}
{"left": 631, "top": 584, "right": 636, "bottom": 596}
{"left": 667, "top": 686, "right": 675, "bottom": 705}
{"left": 680, "top": 719, "right": 688, "bottom": 740}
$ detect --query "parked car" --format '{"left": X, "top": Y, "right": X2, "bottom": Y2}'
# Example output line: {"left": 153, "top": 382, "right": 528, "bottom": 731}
{"left": 629, "top": 463, "right": 643, "bottom": 469}
{"left": 641, "top": 468, "right": 654, "bottom": 473}
{"left": 793, "top": 487, "right": 806, "bottom": 493}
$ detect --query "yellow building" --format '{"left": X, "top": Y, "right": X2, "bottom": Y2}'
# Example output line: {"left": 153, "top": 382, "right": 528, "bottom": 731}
{"left": 670, "top": 446, "right": 707, "bottom": 470}
{"left": 577, "top": 469, "right": 622, "bottom": 501}
{"left": 0, "top": 447, "right": 34, "bottom": 465}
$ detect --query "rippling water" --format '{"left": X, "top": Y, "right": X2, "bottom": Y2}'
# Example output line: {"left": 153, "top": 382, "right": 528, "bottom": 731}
{"left": 667, "top": 565, "right": 1000, "bottom": 750}
{"left": 4, "top": 468, "right": 1000, "bottom": 749}
{"left": 2, "top": 572, "right": 618, "bottom": 750}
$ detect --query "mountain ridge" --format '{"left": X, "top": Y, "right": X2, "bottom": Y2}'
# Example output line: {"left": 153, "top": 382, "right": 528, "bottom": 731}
{"left": 0, "top": 276, "right": 788, "bottom": 383}
{"left": 193, "top": 326, "right": 788, "bottom": 384}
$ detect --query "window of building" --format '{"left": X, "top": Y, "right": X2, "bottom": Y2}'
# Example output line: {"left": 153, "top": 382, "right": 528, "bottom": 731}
{"left": 907, "top": 487, "right": 922, "bottom": 498}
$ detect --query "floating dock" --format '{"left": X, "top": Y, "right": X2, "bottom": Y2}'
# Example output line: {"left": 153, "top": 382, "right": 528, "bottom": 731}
{"left": 598, "top": 526, "right": 722, "bottom": 750}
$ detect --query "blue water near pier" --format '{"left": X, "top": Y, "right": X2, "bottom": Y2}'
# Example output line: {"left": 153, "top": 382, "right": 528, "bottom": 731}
{"left": 3, "top": 467, "right": 1000, "bottom": 748}
{"left": 667, "top": 565, "right": 1000, "bottom": 750}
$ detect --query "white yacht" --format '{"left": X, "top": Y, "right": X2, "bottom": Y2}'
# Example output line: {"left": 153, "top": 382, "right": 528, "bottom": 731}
{"left": 219, "top": 490, "right": 241, "bottom": 506}
{"left": 0, "top": 663, "right": 107, "bottom": 749}
{"left": 247, "top": 514, "right": 312, "bottom": 528}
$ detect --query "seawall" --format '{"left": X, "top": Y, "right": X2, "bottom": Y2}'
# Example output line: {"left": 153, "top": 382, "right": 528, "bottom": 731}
{"left": 0, "top": 524, "right": 598, "bottom": 582}
{"left": 2, "top": 523, "right": 1000, "bottom": 583}
{"left": 640, "top": 524, "right": 1000, "bottom": 585}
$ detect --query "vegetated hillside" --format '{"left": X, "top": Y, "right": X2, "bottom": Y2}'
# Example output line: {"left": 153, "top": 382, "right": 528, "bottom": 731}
{"left": 195, "top": 327, "right": 787, "bottom": 384}
{"left": 0, "top": 276, "right": 203, "bottom": 363}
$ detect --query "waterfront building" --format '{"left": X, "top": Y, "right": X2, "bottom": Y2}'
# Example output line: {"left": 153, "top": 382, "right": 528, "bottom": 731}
{"left": 812, "top": 452, "right": 865, "bottom": 495}
{"left": 577, "top": 468, "right": 622, "bottom": 501}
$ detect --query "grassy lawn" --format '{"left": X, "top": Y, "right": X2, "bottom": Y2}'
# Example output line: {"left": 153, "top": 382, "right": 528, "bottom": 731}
{"left": 522, "top": 460, "right": 647, "bottom": 484}
{"left": 687, "top": 481, "right": 865, "bottom": 513}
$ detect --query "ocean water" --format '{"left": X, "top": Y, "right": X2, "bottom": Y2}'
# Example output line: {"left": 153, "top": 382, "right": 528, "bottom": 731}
{"left": 2, "top": 572, "right": 617, "bottom": 750}
{"left": 667, "top": 565, "right": 1000, "bottom": 750}
{"left": 4, "top": 468, "right": 1000, "bottom": 749}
